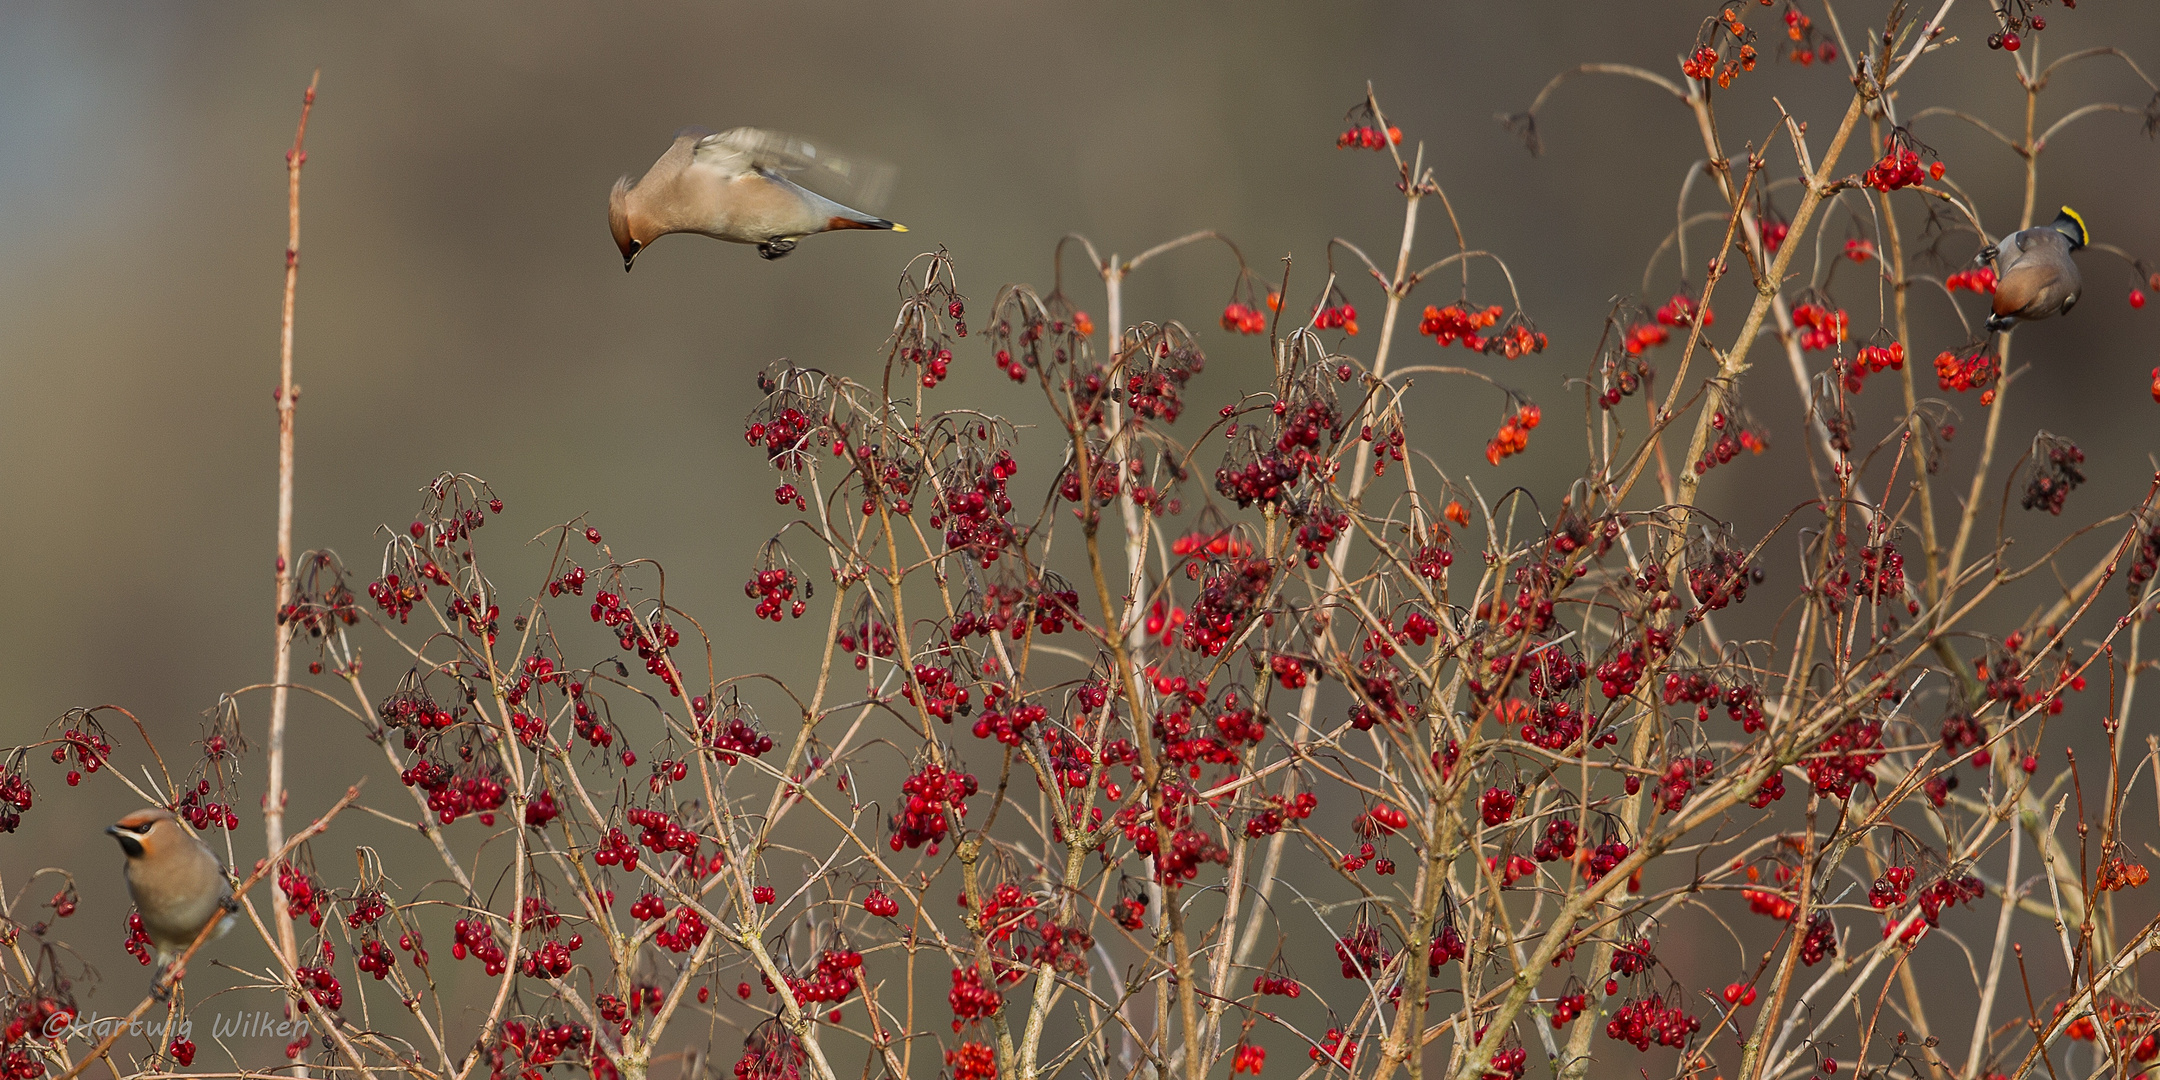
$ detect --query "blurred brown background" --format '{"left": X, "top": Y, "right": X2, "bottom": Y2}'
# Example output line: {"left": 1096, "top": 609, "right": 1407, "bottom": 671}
{"left": 3, "top": 0, "right": 2157, "bottom": 1058}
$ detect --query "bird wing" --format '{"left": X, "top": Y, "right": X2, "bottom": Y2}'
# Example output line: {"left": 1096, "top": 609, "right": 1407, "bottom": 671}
{"left": 692, "top": 127, "right": 895, "bottom": 213}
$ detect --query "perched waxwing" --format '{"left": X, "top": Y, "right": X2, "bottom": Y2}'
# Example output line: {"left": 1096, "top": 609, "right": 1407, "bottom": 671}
{"left": 609, "top": 126, "right": 905, "bottom": 268}
{"left": 1984, "top": 206, "right": 2088, "bottom": 331}
{"left": 107, "top": 808, "right": 235, "bottom": 969}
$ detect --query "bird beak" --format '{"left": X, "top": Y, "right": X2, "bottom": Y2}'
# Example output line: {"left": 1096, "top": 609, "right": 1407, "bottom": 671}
{"left": 104, "top": 825, "right": 119, "bottom": 837}
{"left": 623, "top": 241, "right": 642, "bottom": 272}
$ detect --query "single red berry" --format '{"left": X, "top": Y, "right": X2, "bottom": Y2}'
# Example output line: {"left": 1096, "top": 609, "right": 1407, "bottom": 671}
{"left": 585, "top": 527, "right": 603, "bottom": 544}
{"left": 2131, "top": 290, "right": 2147, "bottom": 310}
{"left": 2002, "top": 31, "right": 2021, "bottom": 50}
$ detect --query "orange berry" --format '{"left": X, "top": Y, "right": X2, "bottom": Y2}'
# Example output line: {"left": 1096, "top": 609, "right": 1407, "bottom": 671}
{"left": 1444, "top": 501, "right": 1470, "bottom": 526}
{"left": 1343, "top": 319, "right": 1359, "bottom": 336}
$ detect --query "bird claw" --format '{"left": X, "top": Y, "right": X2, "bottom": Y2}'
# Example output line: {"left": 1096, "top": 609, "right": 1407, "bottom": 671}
{"left": 1976, "top": 244, "right": 1999, "bottom": 267}
{"left": 152, "top": 964, "right": 184, "bottom": 1002}
{"left": 757, "top": 238, "right": 797, "bottom": 260}
{"left": 220, "top": 895, "right": 241, "bottom": 913}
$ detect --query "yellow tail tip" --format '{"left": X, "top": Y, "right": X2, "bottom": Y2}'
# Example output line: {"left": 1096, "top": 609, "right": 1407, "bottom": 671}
{"left": 891, "top": 223, "right": 909, "bottom": 232}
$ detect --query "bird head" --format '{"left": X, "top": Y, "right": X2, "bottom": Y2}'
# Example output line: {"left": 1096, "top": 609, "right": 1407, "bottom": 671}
{"left": 2049, "top": 206, "right": 2089, "bottom": 251}
{"left": 107, "top": 808, "right": 181, "bottom": 861}
{"left": 609, "top": 176, "right": 649, "bottom": 271}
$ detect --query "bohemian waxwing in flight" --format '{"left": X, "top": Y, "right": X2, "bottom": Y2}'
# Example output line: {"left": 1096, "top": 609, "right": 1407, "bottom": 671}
{"left": 108, "top": 808, "right": 236, "bottom": 971}
{"left": 1983, "top": 206, "right": 2087, "bottom": 332}
{"left": 609, "top": 126, "right": 906, "bottom": 268}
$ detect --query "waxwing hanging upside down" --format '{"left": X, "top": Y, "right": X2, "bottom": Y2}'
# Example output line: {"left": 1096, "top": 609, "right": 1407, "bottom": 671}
{"left": 609, "top": 126, "right": 906, "bottom": 268}
{"left": 1983, "top": 206, "right": 2087, "bottom": 332}
{"left": 108, "top": 808, "right": 236, "bottom": 984}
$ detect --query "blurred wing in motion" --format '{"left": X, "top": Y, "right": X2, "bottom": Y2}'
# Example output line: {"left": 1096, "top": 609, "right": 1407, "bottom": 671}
{"left": 692, "top": 127, "right": 896, "bottom": 214}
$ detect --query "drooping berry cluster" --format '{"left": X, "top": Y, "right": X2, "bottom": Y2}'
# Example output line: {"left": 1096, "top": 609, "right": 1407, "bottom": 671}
{"left": 1484, "top": 404, "right": 1540, "bottom": 466}
{"left": 1841, "top": 341, "right": 1906, "bottom": 394}
{"left": 2020, "top": 436, "right": 2085, "bottom": 515}
{"left": 1863, "top": 132, "right": 1944, "bottom": 192}
{"left": 1934, "top": 345, "right": 2000, "bottom": 398}
{"left": 1604, "top": 991, "right": 1699, "bottom": 1050}
{"left": 1418, "top": 303, "right": 1501, "bottom": 350}
{"left": 890, "top": 763, "right": 977, "bottom": 852}
{"left": 1946, "top": 266, "right": 1998, "bottom": 294}
{"left": 1790, "top": 301, "right": 1849, "bottom": 351}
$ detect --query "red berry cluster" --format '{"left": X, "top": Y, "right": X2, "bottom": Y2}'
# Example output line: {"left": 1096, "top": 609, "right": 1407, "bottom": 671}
{"left": 1486, "top": 314, "right": 1549, "bottom": 358}
{"left": 356, "top": 936, "right": 397, "bottom": 980}
{"left": 51, "top": 726, "right": 110, "bottom": 787}
{"left": 1531, "top": 818, "right": 1578, "bottom": 863}
{"left": 1863, "top": 136, "right": 1943, "bottom": 192}
{"left": 1549, "top": 986, "right": 1589, "bottom": 1027}
{"left": 701, "top": 709, "right": 775, "bottom": 765}
{"left": 1334, "top": 922, "right": 1393, "bottom": 979}
{"left": 175, "top": 779, "right": 239, "bottom": 832}
{"left": 732, "top": 1022, "right": 806, "bottom": 1080}
{"left": 1113, "top": 895, "right": 1146, "bottom": 930}
{"left": 1790, "top": 301, "right": 1849, "bottom": 351}
{"left": 1681, "top": 8, "right": 1759, "bottom": 87}
{"left": 1221, "top": 302, "right": 1267, "bottom": 335}
{"left": 1946, "top": 266, "right": 1997, "bottom": 294}
{"left": 1153, "top": 827, "right": 1229, "bottom": 883}
{"left": 452, "top": 917, "right": 508, "bottom": 975}
{"left": 947, "top": 966, "right": 1002, "bottom": 1028}
{"left": 862, "top": 889, "right": 900, "bottom": 918}
{"left": 947, "top": 1041, "right": 997, "bottom": 1080}
{"left": 1230, "top": 1042, "right": 1266, "bottom": 1074}
{"left": 2130, "top": 519, "right": 2160, "bottom": 594}
{"left": 1310, "top": 1028, "right": 1357, "bottom": 1067}
{"left": 1314, "top": 303, "right": 1359, "bottom": 335}
{"left": 744, "top": 567, "right": 806, "bottom": 621}
{"left": 2020, "top": 436, "right": 2085, "bottom": 516}
{"left": 1804, "top": 717, "right": 1886, "bottom": 798}
{"left": 837, "top": 617, "right": 897, "bottom": 669}
{"left": 1605, "top": 992, "right": 1698, "bottom": 1050}
{"left": 1336, "top": 124, "right": 1401, "bottom": 150}
{"left": 366, "top": 571, "right": 426, "bottom": 623}
{"left": 1584, "top": 836, "right": 1632, "bottom": 883}
{"left": 0, "top": 773, "right": 29, "bottom": 833}
{"left": 1841, "top": 341, "right": 1906, "bottom": 394}
{"left": 940, "top": 456, "right": 1022, "bottom": 560}
{"left": 890, "top": 763, "right": 977, "bottom": 852}
{"left": 1478, "top": 786, "right": 1517, "bottom": 827}
{"left": 279, "top": 864, "right": 326, "bottom": 927}
{"left": 294, "top": 957, "right": 343, "bottom": 1011}
{"left": 1799, "top": 912, "right": 1837, "bottom": 965}
{"left": 1868, "top": 865, "right": 1918, "bottom": 909}
{"left": 1244, "top": 791, "right": 1317, "bottom": 838}
{"left": 1722, "top": 981, "right": 1759, "bottom": 1006}
{"left": 489, "top": 1021, "right": 593, "bottom": 1079}
{"left": 744, "top": 404, "right": 816, "bottom": 470}
{"left": 1781, "top": 6, "right": 1836, "bottom": 65}
{"left": 123, "top": 911, "right": 151, "bottom": 965}
{"left": 1744, "top": 887, "right": 1796, "bottom": 920}
{"left": 1418, "top": 303, "right": 1501, "bottom": 349}
{"left": 1691, "top": 409, "right": 1767, "bottom": 476}
{"left": 169, "top": 1039, "right": 196, "bottom": 1067}
{"left": 593, "top": 827, "right": 640, "bottom": 871}
{"left": 1934, "top": 346, "right": 1999, "bottom": 398}
{"left": 1428, "top": 922, "right": 1467, "bottom": 971}
{"left": 973, "top": 696, "right": 1049, "bottom": 746}
{"left": 545, "top": 562, "right": 587, "bottom": 598}
{"left": 780, "top": 947, "right": 861, "bottom": 1004}
{"left": 1484, "top": 404, "right": 1540, "bottom": 466}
